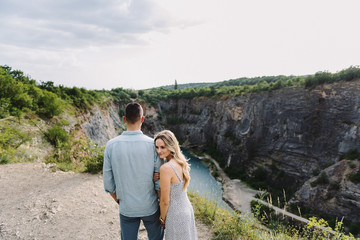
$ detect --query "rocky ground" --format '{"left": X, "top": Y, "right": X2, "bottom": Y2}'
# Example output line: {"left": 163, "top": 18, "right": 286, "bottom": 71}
{"left": 0, "top": 163, "right": 212, "bottom": 240}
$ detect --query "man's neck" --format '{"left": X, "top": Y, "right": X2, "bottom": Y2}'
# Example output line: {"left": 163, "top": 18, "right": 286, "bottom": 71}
{"left": 126, "top": 124, "right": 141, "bottom": 131}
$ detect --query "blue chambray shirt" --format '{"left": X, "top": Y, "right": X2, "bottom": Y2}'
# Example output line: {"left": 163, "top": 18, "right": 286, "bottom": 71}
{"left": 103, "top": 130, "right": 161, "bottom": 217}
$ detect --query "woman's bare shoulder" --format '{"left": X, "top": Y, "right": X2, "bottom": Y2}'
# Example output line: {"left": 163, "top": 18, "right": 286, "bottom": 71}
{"left": 160, "top": 163, "right": 172, "bottom": 172}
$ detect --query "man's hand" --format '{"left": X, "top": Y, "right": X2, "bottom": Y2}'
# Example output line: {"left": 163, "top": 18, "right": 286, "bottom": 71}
{"left": 110, "top": 192, "right": 119, "bottom": 205}
{"left": 153, "top": 172, "right": 160, "bottom": 182}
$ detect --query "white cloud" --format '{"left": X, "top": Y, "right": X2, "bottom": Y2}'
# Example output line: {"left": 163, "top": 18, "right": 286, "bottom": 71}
{"left": 0, "top": 0, "right": 359, "bottom": 90}
{"left": 0, "top": 0, "right": 172, "bottom": 48}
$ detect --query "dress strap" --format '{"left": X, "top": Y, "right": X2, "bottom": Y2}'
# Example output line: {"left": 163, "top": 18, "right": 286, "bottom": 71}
{"left": 167, "top": 162, "right": 183, "bottom": 182}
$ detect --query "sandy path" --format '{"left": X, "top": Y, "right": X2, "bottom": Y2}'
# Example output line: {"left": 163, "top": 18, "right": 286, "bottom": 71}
{"left": 0, "top": 163, "right": 212, "bottom": 240}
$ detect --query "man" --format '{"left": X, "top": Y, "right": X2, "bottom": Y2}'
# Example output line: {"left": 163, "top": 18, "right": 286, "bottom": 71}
{"left": 103, "top": 102, "right": 163, "bottom": 240}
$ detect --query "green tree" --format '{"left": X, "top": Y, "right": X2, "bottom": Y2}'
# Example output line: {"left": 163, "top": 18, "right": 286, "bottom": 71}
{"left": 138, "top": 90, "right": 145, "bottom": 96}
{"left": 38, "top": 91, "right": 63, "bottom": 118}
{"left": 12, "top": 91, "right": 33, "bottom": 110}
{"left": 174, "top": 79, "right": 178, "bottom": 90}
{"left": 0, "top": 98, "right": 10, "bottom": 118}
{"left": 337, "top": 65, "right": 360, "bottom": 82}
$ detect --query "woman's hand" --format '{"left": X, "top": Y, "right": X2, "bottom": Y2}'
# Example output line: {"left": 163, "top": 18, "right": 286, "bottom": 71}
{"left": 159, "top": 217, "right": 166, "bottom": 229}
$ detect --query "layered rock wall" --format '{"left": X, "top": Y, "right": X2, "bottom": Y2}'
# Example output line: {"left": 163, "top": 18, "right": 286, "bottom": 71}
{"left": 157, "top": 80, "right": 360, "bottom": 187}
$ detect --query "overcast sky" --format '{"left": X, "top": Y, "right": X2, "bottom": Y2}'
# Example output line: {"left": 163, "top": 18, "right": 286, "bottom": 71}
{"left": 1, "top": 0, "right": 359, "bottom": 90}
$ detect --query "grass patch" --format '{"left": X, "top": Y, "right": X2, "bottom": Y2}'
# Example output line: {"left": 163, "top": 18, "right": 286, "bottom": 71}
{"left": 250, "top": 199, "right": 358, "bottom": 240}
{"left": 188, "top": 191, "right": 306, "bottom": 239}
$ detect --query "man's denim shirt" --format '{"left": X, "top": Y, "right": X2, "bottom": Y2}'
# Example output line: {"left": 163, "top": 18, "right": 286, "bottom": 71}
{"left": 103, "top": 130, "right": 161, "bottom": 217}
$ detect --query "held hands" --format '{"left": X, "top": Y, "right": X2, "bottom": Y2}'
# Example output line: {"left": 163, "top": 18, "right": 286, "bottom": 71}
{"left": 154, "top": 172, "right": 163, "bottom": 229}
{"left": 159, "top": 217, "right": 165, "bottom": 229}
{"left": 153, "top": 172, "right": 160, "bottom": 182}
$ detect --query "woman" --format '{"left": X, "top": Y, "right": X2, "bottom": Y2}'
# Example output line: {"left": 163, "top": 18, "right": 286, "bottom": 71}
{"left": 154, "top": 130, "right": 197, "bottom": 240}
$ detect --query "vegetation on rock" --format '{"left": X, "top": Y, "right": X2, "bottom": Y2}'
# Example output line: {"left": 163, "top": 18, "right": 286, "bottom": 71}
{"left": 138, "top": 65, "right": 360, "bottom": 105}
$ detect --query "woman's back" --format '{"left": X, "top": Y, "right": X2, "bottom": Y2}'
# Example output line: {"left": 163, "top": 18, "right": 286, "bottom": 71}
{"left": 168, "top": 161, "right": 184, "bottom": 184}
{"left": 165, "top": 162, "right": 197, "bottom": 240}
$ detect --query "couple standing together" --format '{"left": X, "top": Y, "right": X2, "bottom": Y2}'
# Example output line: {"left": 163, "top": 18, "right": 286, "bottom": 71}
{"left": 103, "top": 102, "right": 197, "bottom": 240}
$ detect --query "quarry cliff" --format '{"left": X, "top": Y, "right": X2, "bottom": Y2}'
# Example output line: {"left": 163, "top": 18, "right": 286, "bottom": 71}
{"left": 152, "top": 80, "right": 360, "bottom": 225}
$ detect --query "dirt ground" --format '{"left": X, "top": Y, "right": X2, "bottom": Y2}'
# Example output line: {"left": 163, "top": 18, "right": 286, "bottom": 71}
{"left": 0, "top": 163, "right": 212, "bottom": 240}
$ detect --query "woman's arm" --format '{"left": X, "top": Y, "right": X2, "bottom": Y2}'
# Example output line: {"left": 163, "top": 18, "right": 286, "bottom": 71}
{"left": 159, "top": 164, "right": 171, "bottom": 228}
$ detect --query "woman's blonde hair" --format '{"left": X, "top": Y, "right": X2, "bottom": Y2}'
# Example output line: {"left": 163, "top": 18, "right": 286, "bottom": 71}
{"left": 154, "top": 130, "right": 190, "bottom": 190}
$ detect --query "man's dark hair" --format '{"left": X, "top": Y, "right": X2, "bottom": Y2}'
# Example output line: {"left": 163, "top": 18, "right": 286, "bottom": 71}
{"left": 125, "top": 102, "right": 143, "bottom": 124}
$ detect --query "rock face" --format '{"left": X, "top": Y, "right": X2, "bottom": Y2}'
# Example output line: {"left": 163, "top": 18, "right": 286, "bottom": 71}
{"left": 289, "top": 160, "right": 360, "bottom": 226}
{"left": 81, "top": 103, "right": 125, "bottom": 146}
{"left": 158, "top": 80, "right": 360, "bottom": 186}
{"left": 154, "top": 80, "right": 360, "bottom": 223}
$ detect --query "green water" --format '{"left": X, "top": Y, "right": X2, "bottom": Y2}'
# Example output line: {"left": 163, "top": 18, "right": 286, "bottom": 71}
{"left": 183, "top": 149, "right": 230, "bottom": 209}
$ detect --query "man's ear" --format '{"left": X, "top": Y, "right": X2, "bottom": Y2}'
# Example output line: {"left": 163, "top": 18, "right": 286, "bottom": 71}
{"left": 123, "top": 116, "right": 127, "bottom": 123}
{"left": 140, "top": 116, "right": 145, "bottom": 123}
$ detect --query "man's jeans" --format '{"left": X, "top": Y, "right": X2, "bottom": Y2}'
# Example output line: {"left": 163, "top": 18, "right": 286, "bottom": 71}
{"left": 120, "top": 208, "right": 164, "bottom": 240}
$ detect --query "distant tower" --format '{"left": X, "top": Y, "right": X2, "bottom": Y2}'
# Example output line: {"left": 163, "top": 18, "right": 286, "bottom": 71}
{"left": 174, "top": 79, "right": 178, "bottom": 90}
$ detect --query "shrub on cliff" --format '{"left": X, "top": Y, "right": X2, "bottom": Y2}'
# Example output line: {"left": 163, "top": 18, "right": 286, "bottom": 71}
{"left": 341, "top": 148, "right": 360, "bottom": 161}
{"left": 305, "top": 66, "right": 360, "bottom": 88}
{"left": 310, "top": 172, "right": 329, "bottom": 187}
{"left": 85, "top": 145, "right": 104, "bottom": 174}
{"left": 349, "top": 171, "right": 360, "bottom": 184}
{"left": 337, "top": 65, "right": 360, "bottom": 82}
{"left": 45, "top": 125, "right": 69, "bottom": 147}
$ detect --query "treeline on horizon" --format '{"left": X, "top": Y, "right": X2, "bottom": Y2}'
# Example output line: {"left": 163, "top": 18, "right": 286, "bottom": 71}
{"left": 141, "top": 65, "right": 360, "bottom": 105}
{"left": 1, "top": 65, "right": 360, "bottom": 120}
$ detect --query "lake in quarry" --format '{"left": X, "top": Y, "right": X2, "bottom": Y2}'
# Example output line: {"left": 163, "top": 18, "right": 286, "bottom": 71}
{"left": 183, "top": 149, "right": 230, "bottom": 209}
